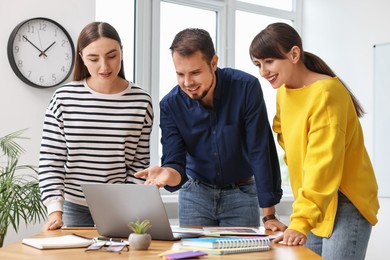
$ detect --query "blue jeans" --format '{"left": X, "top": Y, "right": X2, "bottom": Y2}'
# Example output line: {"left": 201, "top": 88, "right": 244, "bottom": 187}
{"left": 63, "top": 200, "right": 95, "bottom": 226}
{"left": 178, "top": 177, "right": 260, "bottom": 226}
{"left": 305, "top": 192, "right": 372, "bottom": 260}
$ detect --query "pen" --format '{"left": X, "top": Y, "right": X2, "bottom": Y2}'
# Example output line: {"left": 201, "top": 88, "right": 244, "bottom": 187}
{"left": 72, "top": 233, "right": 93, "bottom": 240}
{"left": 96, "top": 237, "right": 125, "bottom": 243}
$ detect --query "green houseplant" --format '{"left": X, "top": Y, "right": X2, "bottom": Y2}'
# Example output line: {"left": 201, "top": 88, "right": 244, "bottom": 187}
{"left": 127, "top": 218, "right": 152, "bottom": 250}
{"left": 0, "top": 129, "right": 47, "bottom": 247}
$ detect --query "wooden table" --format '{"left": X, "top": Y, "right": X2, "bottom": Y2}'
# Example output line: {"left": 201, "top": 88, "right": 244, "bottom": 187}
{"left": 0, "top": 229, "right": 324, "bottom": 259}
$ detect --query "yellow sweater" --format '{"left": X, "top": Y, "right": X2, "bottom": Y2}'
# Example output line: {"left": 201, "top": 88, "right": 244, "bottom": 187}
{"left": 273, "top": 77, "right": 379, "bottom": 237}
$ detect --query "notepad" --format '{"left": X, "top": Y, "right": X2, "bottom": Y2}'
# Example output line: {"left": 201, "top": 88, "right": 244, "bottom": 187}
{"left": 161, "top": 250, "right": 208, "bottom": 259}
{"left": 181, "top": 236, "right": 271, "bottom": 249}
{"left": 179, "top": 245, "right": 270, "bottom": 255}
{"left": 22, "top": 235, "right": 93, "bottom": 249}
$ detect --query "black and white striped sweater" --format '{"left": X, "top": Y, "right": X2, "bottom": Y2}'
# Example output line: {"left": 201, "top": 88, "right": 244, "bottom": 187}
{"left": 39, "top": 80, "right": 153, "bottom": 215}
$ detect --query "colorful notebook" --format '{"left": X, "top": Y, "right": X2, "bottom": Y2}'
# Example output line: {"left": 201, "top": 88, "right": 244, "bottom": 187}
{"left": 179, "top": 245, "right": 270, "bottom": 255}
{"left": 161, "top": 250, "right": 208, "bottom": 259}
{"left": 181, "top": 236, "right": 271, "bottom": 249}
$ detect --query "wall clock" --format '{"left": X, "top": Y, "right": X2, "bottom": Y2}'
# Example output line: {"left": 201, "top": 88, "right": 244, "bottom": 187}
{"left": 7, "top": 17, "right": 75, "bottom": 88}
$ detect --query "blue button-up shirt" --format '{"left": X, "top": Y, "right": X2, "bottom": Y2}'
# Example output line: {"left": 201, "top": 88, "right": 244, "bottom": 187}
{"left": 160, "top": 68, "right": 282, "bottom": 207}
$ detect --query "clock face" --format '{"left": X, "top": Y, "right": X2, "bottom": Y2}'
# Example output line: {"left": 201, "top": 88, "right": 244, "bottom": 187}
{"left": 7, "top": 17, "right": 75, "bottom": 88}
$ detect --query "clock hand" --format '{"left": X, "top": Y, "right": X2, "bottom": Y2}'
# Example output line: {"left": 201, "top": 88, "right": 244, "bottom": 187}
{"left": 22, "top": 35, "right": 47, "bottom": 57}
{"left": 37, "top": 29, "right": 44, "bottom": 53}
{"left": 39, "top": 41, "right": 56, "bottom": 57}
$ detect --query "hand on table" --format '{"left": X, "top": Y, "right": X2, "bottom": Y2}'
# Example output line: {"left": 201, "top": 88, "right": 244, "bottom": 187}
{"left": 42, "top": 211, "right": 63, "bottom": 230}
{"left": 273, "top": 228, "right": 307, "bottom": 246}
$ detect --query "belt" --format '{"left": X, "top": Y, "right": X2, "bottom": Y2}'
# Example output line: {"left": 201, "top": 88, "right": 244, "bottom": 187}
{"left": 234, "top": 176, "right": 254, "bottom": 186}
{"left": 197, "top": 176, "right": 254, "bottom": 189}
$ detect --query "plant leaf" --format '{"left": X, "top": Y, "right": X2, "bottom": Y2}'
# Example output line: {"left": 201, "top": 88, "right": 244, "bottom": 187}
{"left": 0, "top": 129, "right": 47, "bottom": 239}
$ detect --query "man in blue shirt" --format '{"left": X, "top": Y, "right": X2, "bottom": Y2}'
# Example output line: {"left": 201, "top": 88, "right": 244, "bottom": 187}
{"left": 136, "top": 28, "right": 286, "bottom": 230}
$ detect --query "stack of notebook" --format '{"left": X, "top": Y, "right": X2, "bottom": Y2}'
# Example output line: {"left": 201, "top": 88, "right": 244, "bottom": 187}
{"left": 179, "top": 236, "right": 271, "bottom": 255}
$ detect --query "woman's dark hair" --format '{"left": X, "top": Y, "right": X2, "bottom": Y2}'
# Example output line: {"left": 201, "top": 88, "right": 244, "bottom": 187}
{"left": 249, "top": 22, "right": 364, "bottom": 117}
{"left": 169, "top": 28, "right": 215, "bottom": 64}
{"left": 73, "top": 22, "right": 125, "bottom": 81}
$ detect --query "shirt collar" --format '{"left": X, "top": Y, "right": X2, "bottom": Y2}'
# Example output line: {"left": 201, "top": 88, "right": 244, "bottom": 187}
{"left": 213, "top": 67, "right": 222, "bottom": 101}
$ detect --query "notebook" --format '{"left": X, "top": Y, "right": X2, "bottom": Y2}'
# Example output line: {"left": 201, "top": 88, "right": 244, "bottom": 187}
{"left": 179, "top": 245, "right": 270, "bottom": 255}
{"left": 161, "top": 250, "right": 208, "bottom": 259}
{"left": 181, "top": 236, "right": 271, "bottom": 249}
{"left": 81, "top": 183, "right": 202, "bottom": 241}
{"left": 22, "top": 235, "right": 93, "bottom": 249}
{"left": 202, "top": 226, "right": 267, "bottom": 236}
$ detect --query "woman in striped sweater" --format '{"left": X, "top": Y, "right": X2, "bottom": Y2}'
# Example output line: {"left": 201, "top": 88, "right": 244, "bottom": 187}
{"left": 39, "top": 22, "right": 153, "bottom": 230}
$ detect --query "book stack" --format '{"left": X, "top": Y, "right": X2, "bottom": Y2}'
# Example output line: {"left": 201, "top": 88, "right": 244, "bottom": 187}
{"left": 179, "top": 236, "right": 271, "bottom": 255}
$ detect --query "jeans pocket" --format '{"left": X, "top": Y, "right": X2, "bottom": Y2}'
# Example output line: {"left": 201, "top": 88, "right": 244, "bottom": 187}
{"left": 181, "top": 177, "right": 195, "bottom": 191}
{"left": 237, "top": 180, "right": 257, "bottom": 197}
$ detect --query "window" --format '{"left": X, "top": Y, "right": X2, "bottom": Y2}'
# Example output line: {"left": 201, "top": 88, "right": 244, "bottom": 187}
{"left": 239, "top": 0, "right": 293, "bottom": 11}
{"left": 96, "top": 0, "right": 135, "bottom": 81}
{"left": 234, "top": 11, "right": 292, "bottom": 190}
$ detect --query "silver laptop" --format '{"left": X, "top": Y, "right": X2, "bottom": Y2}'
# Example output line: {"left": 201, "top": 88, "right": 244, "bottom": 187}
{"left": 81, "top": 183, "right": 201, "bottom": 241}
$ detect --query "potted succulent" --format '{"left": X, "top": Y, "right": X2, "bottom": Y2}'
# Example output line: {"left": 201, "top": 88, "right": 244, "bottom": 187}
{"left": 127, "top": 218, "right": 152, "bottom": 250}
{"left": 0, "top": 129, "right": 47, "bottom": 247}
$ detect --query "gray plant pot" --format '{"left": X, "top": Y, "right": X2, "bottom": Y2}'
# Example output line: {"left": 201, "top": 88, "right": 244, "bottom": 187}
{"left": 128, "top": 233, "right": 152, "bottom": 250}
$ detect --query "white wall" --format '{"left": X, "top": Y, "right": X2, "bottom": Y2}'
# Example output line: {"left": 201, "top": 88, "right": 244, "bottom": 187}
{"left": 0, "top": 0, "right": 95, "bottom": 246}
{"left": 303, "top": 1, "right": 390, "bottom": 259}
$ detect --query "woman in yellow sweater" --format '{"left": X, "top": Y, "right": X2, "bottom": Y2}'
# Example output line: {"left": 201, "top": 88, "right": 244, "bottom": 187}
{"left": 249, "top": 22, "right": 379, "bottom": 260}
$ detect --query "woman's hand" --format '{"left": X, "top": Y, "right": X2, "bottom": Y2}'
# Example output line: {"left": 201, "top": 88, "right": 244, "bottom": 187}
{"left": 42, "top": 211, "right": 63, "bottom": 230}
{"left": 273, "top": 229, "right": 307, "bottom": 246}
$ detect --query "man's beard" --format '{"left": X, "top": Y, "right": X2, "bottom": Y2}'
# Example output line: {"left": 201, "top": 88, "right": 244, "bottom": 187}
{"left": 191, "top": 72, "right": 215, "bottom": 101}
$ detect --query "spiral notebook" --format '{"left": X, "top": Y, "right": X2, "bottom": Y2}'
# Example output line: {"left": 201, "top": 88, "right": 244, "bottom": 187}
{"left": 179, "top": 245, "right": 271, "bottom": 255}
{"left": 181, "top": 237, "right": 271, "bottom": 249}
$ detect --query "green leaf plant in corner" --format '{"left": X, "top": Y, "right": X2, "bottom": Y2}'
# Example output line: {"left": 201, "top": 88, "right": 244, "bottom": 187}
{"left": 0, "top": 129, "right": 47, "bottom": 247}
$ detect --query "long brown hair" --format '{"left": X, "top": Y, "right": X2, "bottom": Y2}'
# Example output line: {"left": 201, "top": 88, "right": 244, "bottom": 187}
{"left": 249, "top": 22, "right": 364, "bottom": 117}
{"left": 73, "top": 22, "right": 125, "bottom": 81}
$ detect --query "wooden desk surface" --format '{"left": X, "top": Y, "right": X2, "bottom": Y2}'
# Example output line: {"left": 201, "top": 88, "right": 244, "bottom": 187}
{"left": 0, "top": 229, "right": 323, "bottom": 259}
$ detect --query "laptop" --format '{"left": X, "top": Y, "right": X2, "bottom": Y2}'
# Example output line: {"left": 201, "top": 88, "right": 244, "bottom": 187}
{"left": 81, "top": 183, "right": 202, "bottom": 241}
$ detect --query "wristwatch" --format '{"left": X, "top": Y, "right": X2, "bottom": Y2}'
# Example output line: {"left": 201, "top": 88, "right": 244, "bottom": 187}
{"left": 262, "top": 214, "right": 277, "bottom": 224}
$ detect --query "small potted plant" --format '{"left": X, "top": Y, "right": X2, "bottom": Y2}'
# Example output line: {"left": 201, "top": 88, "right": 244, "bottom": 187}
{"left": 128, "top": 218, "right": 152, "bottom": 250}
